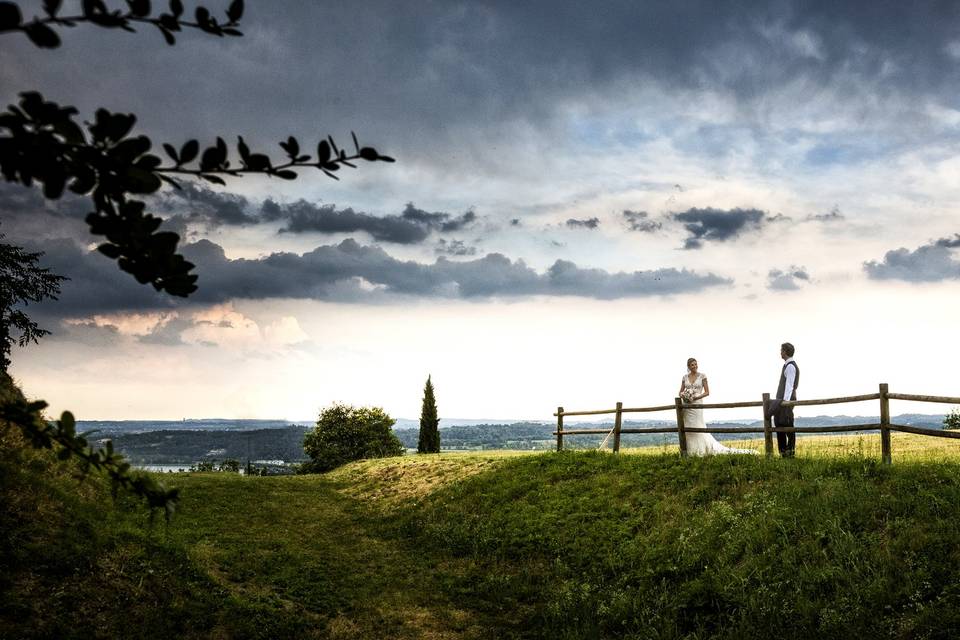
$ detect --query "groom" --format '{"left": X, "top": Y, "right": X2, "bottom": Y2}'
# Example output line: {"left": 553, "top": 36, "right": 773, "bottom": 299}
{"left": 770, "top": 342, "right": 799, "bottom": 457}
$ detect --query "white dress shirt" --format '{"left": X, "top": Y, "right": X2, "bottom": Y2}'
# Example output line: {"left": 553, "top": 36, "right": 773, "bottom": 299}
{"left": 782, "top": 357, "right": 797, "bottom": 400}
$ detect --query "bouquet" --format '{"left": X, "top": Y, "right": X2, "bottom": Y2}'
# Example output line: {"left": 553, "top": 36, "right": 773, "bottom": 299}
{"left": 680, "top": 386, "right": 699, "bottom": 403}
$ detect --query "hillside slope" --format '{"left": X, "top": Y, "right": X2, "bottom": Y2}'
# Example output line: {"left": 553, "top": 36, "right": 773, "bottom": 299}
{"left": 4, "top": 434, "right": 960, "bottom": 638}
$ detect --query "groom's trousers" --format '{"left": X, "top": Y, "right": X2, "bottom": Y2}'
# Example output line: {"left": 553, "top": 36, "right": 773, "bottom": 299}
{"left": 774, "top": 406, "right": 796, "bottom": 457}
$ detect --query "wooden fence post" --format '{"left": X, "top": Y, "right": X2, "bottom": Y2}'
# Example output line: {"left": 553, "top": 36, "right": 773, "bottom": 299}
{"left": 880, "top": 383, "right": 891, "bottom": 465}
{"left": 556, "top": 406, "right": 564, "bottom": 452}
{"left": 613, "top": 402, "right": 623, "bottom": 453}
{"left": 762, "top": 393, "right": 773, "bottom": 458}
{"left": 674, "top": 397, "right": 688, "bottom": 458}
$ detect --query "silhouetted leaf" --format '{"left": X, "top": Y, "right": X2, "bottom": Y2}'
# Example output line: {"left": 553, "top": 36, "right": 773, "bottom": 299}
{"left": 158, "top": 174, "right": 182, "bottom": 189}
{"left": 274, "top": 169, "right": 297, "bottom": 180}
{"left": 158, "top": 25, "right": 175, "bottom": 44}
{"left": 237, "top": 135, "right": 251, "bottom": 162}
{"left": 221, "top": 27, "right": 241, "bottom": 36}
{"left": 123, "top": 166, "right": 162, "bottom": 193}
{"left": 52, "top": 119, "right": 85, "bottom": 145}
{"left": 162, "top": 143, "right": 179, "bottom": 163}
{"left": 179, "top": 139, "right": 199, "bottom": 163}
{"left": 69, "top": 168, "right": 96, "bottom": 194}
{"left": 226, "top": 0, "right": 243, "bottom": 23}
{"left": 359, "top": 147, "right": 379, "bottom": 161}
{"left": 111, "top": 135, "right": 151, "bottom": 163}
{"left": 43, "top": 0, "right": 61, "bottom": 16}
{"left": 98, "top": 243, "right": 122, "bottom": 259}
{"left": 43, "top": 171, "right": 67, "bottom": 199}
{"left": 317, "top": 139, "right": 331, "bottom": 164}
{"left": 90, "top": 109, "right": 136, "bottom": 143}
{"left": 135, "top": 153, "right": 162, "bottom": 170}
{"left": 158, "top": 13, "right": 179, "bottom": 31}
{"left": 0, "top": 2, "right": 22, "bottom": 30}
{"left": 24, "top": 22, "right": 61, "bottom": 48}
{"left": 195, "top": 6, "right": 209, "bottom": 24}
{"left": 127, "top": 0, "right": 150, "bottom": 17}
{"left": 169, "top": 0, "right": 182, "bottom": 17}
{"left": 279, "top": 136, "right": 299, "bottom": 158}
{"left": 351, "top": 131, "right": 360, "bottom": 152}
{"left": 246, "top": 153, "right": 270, "bottom": 171}
{"left": 199, "top": 174, "right": 225, "bottom": 185}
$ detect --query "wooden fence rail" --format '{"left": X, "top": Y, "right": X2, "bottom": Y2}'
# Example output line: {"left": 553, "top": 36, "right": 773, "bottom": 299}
{"left": 553, "top": 383, "right": 960, "bottom": 464}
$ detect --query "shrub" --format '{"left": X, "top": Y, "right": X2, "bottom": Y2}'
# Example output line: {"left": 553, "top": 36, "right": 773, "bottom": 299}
{"left": 301, "top": 404, "right": 403, "bottom": 473}
{"left": 945, "top": 408, "right": 960, "bottom": 430}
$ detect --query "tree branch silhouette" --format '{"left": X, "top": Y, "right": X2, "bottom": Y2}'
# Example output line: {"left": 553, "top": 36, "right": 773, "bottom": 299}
{"left": 0, "top": 0, "right": 245, "bottom": 47}
{"left": 0, "top": 0, "right": 395, "bottom": 515}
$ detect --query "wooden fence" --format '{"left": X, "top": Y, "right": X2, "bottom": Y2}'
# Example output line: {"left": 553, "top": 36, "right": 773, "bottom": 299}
{"left": 553, "top": 384, "right": 960, "bottom": 464}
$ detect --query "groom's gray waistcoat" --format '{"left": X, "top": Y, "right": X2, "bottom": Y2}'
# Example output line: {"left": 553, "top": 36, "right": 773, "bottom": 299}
{"left": 777, "top": 361, "right": 799, "bottom": 401}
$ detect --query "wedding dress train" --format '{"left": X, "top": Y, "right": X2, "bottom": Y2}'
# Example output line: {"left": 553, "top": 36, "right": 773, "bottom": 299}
{"left": 681, "top": 372, "right": 757, "bottom": 456}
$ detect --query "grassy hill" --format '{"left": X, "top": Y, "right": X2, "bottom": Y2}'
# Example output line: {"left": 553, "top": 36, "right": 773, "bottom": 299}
{"left": 3, "top": 431, "right": 960, "bottom": 638}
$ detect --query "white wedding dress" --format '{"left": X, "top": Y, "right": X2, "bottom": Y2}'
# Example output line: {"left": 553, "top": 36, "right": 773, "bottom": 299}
{"left": 681, "top": 372, "right": 757, "bottom": 456}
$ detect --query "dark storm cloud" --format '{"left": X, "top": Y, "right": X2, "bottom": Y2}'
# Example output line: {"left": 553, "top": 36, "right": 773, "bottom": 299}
{"left": 566, "top": 217, "right": 600, "bottom": 230}
{"left": 24, "top": 235, "right": 733, "bottom": 322}
{"left": 156, "top": 185, "right": 477, "bottom": 243}
{"left": 175, "top": 238, "right": 731, "bottom": 301}
{"left": 671, "top": 207, "right": 768, "bottom": 250}
{"left": 622, "top": 210, "right": 662, "bottom": 233}
{"left": 266, "top": 199, "right": 430, "bottom": 243}
{"left": 158, "top": 182, "right": 257, "bottom": 226}
{"left": 402, "top": 204, "right": 477, "bottom": 232}
{"left": 864, "top": 237, "right": 960, "bottom": 282}
{"left": 767, "top": 267, "right": 810, "bottom": 291}
{"left": 7, "top": 2, "right": 959, "bottom": 165}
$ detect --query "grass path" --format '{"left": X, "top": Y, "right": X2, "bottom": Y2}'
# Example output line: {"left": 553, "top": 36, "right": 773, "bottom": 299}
{"left": 167, "top": 469, "right": 502, "bottom": 639}
{"left": 159, "top": 436, "right": 960, "bottom": 638}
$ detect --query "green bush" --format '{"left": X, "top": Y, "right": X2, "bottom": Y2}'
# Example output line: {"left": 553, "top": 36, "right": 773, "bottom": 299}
{"left": 945, "top": 408, "right": 960, "bottom": 430}
{"left": 301, "top": 404, "right": 404, "bottom": 473}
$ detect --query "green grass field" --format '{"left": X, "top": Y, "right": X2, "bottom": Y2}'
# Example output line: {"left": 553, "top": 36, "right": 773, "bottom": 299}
{"left": 4, "top": 432, "right": 960, "bottom": 639}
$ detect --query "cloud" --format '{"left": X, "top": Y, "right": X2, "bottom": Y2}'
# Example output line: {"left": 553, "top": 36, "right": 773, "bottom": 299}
{"left": 158, "top": 188, "right": 477, "bottom": 244}
{"left": 622, "top": 210, "right": 662, "bottom": 233}
{"left": 671, "top": 207, "right": 768, "bottom": 249}
{"left": 24, "top": 234, "right": 733, "bottom": 321}
{"left": 157, "top": 182, "right": 256, "bottom": 226}
{"left": 566, "top": 217, "right": 600, "bottom": 230}
{"left": 806, "top": 206, "right": 845, "bottom": 222}
{"left": 435, "top": 239, "right": 478, "bottom": 256}
{"left": 864, "top": 237, "right": 960, "bottom": 282}
{"left": 935, "top": 233, "right": 960, "bottom": 248}
{"left": 767, "top": 266, "right": 811, "bottom": 291}
{"left": 401, "top": 203, "right": 477, "bottom": 232}
{"left": 265, "top": 199, "right": 431, "bottom": 243}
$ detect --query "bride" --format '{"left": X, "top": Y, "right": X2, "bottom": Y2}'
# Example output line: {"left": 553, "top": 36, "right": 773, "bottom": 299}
{"left": 679, "top": 357, "right": 757, "bottom": 456}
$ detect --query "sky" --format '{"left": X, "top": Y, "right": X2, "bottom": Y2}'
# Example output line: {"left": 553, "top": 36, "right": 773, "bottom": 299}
{"left": 2, "top": 1, "right": 960, "bottom": 422}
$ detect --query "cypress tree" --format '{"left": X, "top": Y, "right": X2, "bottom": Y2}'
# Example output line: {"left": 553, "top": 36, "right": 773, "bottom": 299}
{"left": 417, "top": 375, "right": 440, "bottom": 453}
